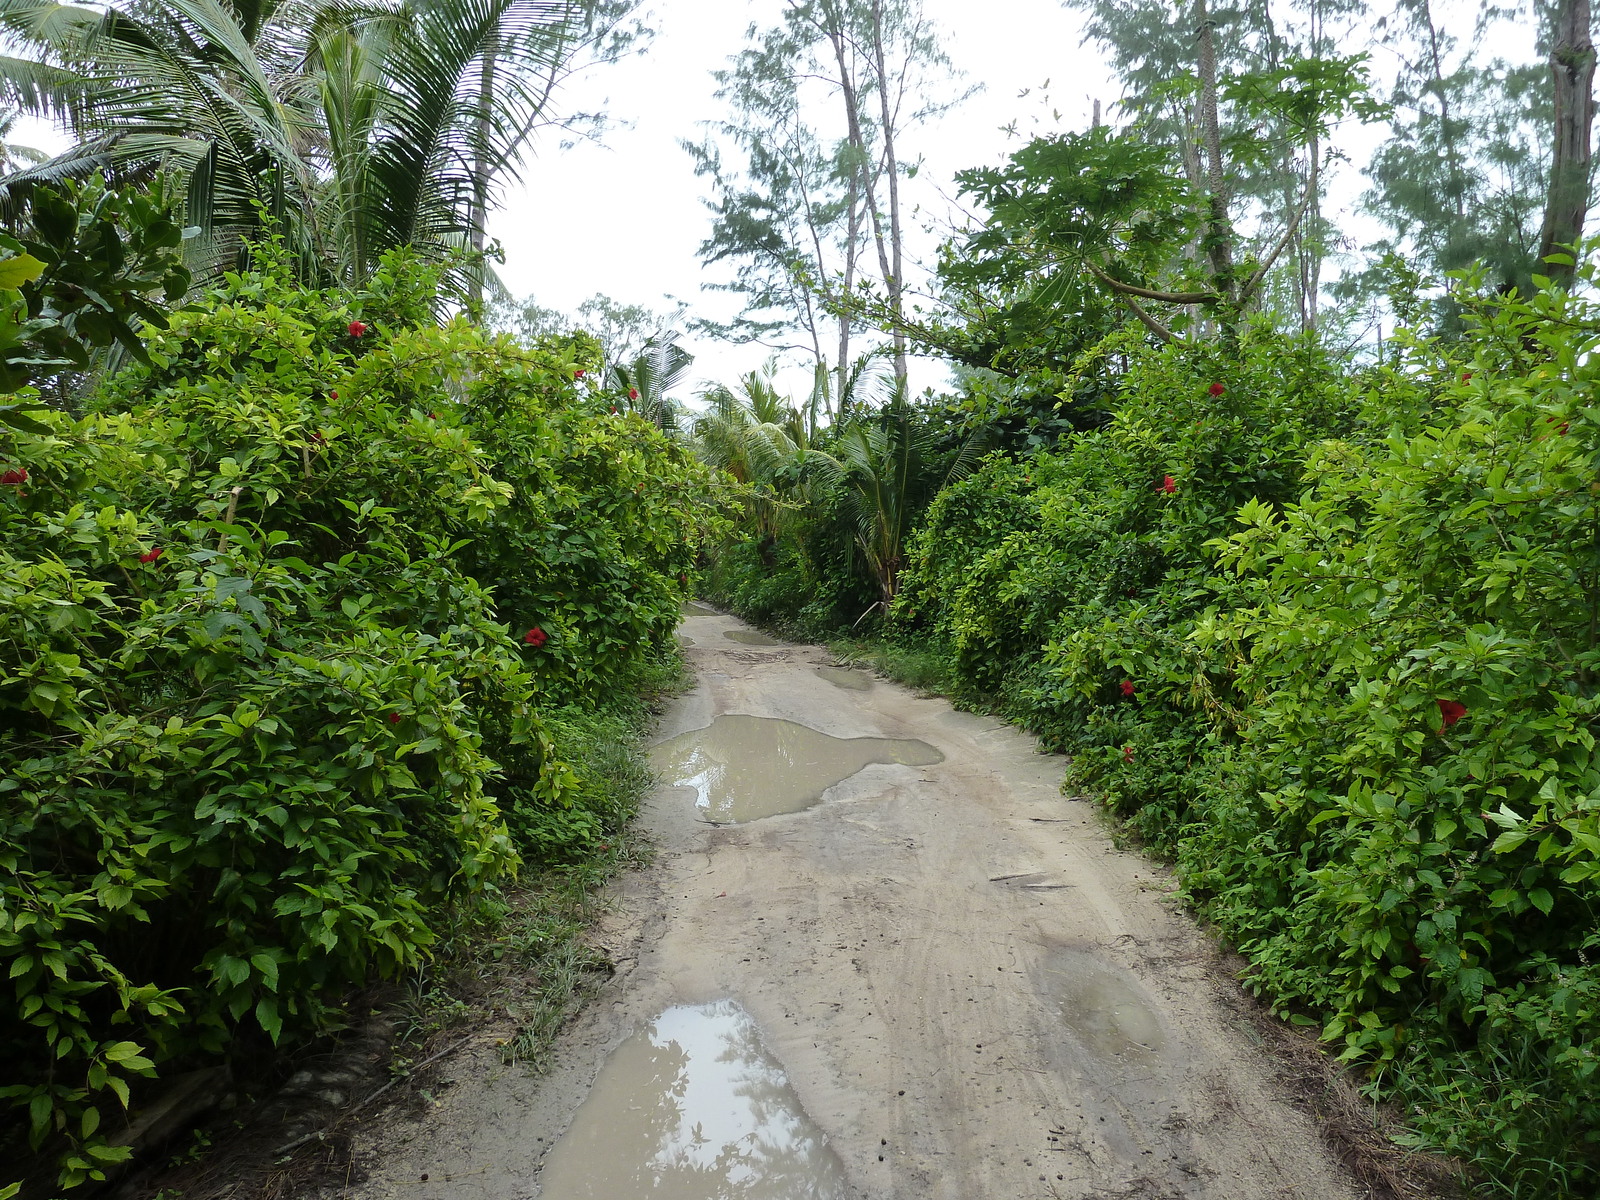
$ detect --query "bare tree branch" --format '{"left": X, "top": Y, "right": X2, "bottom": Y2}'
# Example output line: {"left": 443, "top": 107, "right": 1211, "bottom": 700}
{"left": 1240, "top": 187, "right": 1316, "bottom": 303}
{"left": 1116, "top": 292, "right": 1178, "bottom": 342}
{"left": 1083, "top": 258, "right": 1218, "bottom": 304}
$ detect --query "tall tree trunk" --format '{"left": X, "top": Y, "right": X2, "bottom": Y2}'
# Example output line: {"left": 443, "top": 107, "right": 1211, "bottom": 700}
{"left": 468, "top": 44, "right": 495, "bottom": 307}
{"left": 1418, "top": 1, "right": 1467, "bottom": 229}
{"left": 1539, "top": 0, "right": 1596, "bottom": 287}
{"left": 838, "top": 168, "right": 861, "bottom": 415}
{"left": 1179, "top": 94, "right": 1207, "bottom": 333}
{"left": 1194, "top": 0, "right": 1237, "bottom": 312}
{"left": 1304, "top": 132, "right": 1321, "bottom": 331}
{"left": 869, "top": 0, "right": 908, "bottom": 388}
{"left": 825, "top": 13, "right": 896, "bottom": 384}
{"left": 1305, "top": 0, "right": 1323, "bottom": 330}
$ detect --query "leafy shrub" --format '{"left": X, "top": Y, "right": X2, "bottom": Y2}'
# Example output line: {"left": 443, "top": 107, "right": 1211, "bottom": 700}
{"left": 1183, "top": 276, "right": 1600, "bottom": 1190}
{"left": 890, "top": 282, "right": 1600, "bottom": 1192}
{"left": 0, "top": 246, "right": 718, "bottom": 1188}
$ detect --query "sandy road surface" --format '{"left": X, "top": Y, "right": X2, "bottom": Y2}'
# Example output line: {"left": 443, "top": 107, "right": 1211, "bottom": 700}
{"left": 340, "top": 609, "right": 1365, "bottom": 1200}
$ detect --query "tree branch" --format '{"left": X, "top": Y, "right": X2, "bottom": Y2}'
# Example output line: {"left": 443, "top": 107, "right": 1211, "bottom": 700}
{"left": 1241, "top": 187, "right": 1316, "bottom": 303}
{"left": 1083, "top": 258, "right": 1218, "bottom": 304}
{"left": 1117, "top": 293, "right": 1177, "bottom": 342}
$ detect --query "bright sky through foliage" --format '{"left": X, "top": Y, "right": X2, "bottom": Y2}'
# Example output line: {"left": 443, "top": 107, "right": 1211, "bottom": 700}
{"left": 490, "top": 0, "right": 1121, "bottom": 398}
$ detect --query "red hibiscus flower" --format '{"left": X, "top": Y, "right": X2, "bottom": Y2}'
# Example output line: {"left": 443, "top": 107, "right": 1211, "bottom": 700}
{"left": 1436, "top": 699, "right": 1467, "bottom": 731}
{"left": 1208, "top": 382, "right": 1225, "bottom": 397}
{"left": 1158, "top": 475, "right": 1176, "bottom": 494}
{"left": 628, "top": 388, "right": 639, "bottom": 400}
{"left": 348, "top": 320, "right": 368, "bottom": 338}
{"left": 574, "top": 369, "right": 585, "bottom": 379}
{"left": 524, "top": 626, "right": 548, "bottom": 648}
{"left": 388, "top": 712, "right": 402, "bottom": 724}
{"left": 329, "top": 390, "right": 339, "bottom": 400}
{"left": 1122, "top": 745, "right": 1135, "bottom": 763}
{"left": 138, "top": 547, "right": 163, "bottom": 564}
{"left": 1460, "top": 372, "right": 1472, "bottom": 383}
{"left": 1, "top": 467, "right": 28, "bottom": 486}
{"left": 1119, "top": 680, "right": 1136, "bottom": 698}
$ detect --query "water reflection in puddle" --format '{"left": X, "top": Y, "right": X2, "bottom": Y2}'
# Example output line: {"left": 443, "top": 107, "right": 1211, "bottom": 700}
{"left": 679, "top": 636, "right": 696, "bottom": 647}
{"left": 724, "top": 629, "right": 782, "bottom": 646}
{"left": 1040, "top": 948, "right": 1165, "bottom": 1060}
{"left": 537, "top": 1000, "right": 851, "bottom": 1200}
{"left": 684, "top": 601, "right": 719, "bottom": 617}
{"left": 652, "top": 714, "right": 943, "bottom": 823}
{"left": 814, "top": 666, "right": 872, "bottom": 691}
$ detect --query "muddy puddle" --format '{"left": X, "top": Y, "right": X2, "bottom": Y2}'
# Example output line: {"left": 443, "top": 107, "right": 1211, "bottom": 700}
{"left": 680, "top": 636, "right": 696, "bottom": 647}
{"left": 814, "top": 666, "right": 872, "bottom": 691}
{"left": 724, "top": 629, "right": 783, "bottom": 646}
{"left": 536, "top": 999, "right": 850, "bottom": 1199}
{"left": 684, "top": 601, "right": 719, "bottom": 617}
{"left": 1040, "top": 948, "right": 1166, "bottom": 1061}
{"left": 652, "top": 714, "right": 944, "bottom": 823}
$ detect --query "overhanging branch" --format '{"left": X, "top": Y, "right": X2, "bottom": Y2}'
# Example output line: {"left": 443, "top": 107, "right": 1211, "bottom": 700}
{"left": 1241, "top": 188, "right": 1316, "bottom": 303}
{"left": 1083, "top": 258, "right": 1218, "bottom": 305}
{"left": 1117, "top": 292, "right": 1177, "bottom": 342}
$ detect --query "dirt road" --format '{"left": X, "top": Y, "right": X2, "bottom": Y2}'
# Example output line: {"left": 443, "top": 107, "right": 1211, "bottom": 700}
{"left": 343, "top": 608, "right": 1368, "bottom": 1200}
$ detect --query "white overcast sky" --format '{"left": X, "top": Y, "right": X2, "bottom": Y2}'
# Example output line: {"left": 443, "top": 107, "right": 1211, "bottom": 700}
{"left": 489, "top": 0, "right": 1121, "bottom": 398}
{"left": 487, "top": 0, "right": 1426, "bottom": 399}
{"left": 14, "top": 0, "right": 1533, "bottom": 399}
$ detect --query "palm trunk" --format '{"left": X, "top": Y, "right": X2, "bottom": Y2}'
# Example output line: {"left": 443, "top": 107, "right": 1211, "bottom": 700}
{"left": 1539, "top": 0, "right": 1596, "bottom": 287}
{"left": 468, "top": 45, "right": 496, "bottom": 307}
{"left": 1194, "top": 0, "right": 1237, "bottom": 315}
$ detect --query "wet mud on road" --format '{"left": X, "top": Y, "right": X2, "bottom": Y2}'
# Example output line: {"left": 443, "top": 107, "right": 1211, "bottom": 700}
{"left": 338, "top": 608, "right": 1368, "bottom": 1200}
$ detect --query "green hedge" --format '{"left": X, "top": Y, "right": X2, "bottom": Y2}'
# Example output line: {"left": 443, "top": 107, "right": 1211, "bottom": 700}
{"left": 888, "top": 290, "right": 1600, "bottom": 1194}
{"left": 0, "top": 248, "right": 719, "bottom": 1189}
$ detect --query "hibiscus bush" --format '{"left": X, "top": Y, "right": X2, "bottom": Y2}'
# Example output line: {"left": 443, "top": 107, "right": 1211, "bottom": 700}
{"left": 717, "top": 266, "right": 1600, "bottom": 1190}
{"left": 1183, "top": 275, "right": 1600, "bottom": 1191}
{"left": 887, "top": 281, "right": 1600, "bottom": 1191}
{"left": 0, "top": 245, "right": 719, "bottom": 1189}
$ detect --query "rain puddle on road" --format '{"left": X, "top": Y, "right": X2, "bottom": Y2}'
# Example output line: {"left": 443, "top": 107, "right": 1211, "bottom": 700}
{"left": 1040, "top": 948, "right": 1166, "bottom": 1061}
{"left": 814, "top": 666, "right": 872, "bottom": 691}
{"left": 724, "top": 629, "right": 783, "bottom": 646}
{"left": 652, "top": 714, "right": 943, "bottom": 823}
{"left": 684, "top": 601, "right": 719, "bottom": 617}
{"left": 536, "top": 1000, "right": 851, "bottom": 1200}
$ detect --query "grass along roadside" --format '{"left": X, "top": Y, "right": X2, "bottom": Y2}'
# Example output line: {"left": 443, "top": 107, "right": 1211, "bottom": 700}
{"left": 404, "top": 651, "right": 690, "bottom": 1074}
{"left": 826, "top": 635, "right": 953, "bottom": 695}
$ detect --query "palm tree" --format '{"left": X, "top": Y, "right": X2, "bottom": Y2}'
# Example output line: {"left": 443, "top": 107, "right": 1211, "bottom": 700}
{"left": 0, "top": 105, "right": 46, "bottom": 174}
{"left": 831, "top": 397, "right": 983, "bottom": 616}
{"left": 691, "top": 367, "right": 825, "bottom": 543}
{"left": 0, "top": 0, "right": 630, "bottom": 292}
{"left": 608, "top": 331, "right": 691, "bottom": 433}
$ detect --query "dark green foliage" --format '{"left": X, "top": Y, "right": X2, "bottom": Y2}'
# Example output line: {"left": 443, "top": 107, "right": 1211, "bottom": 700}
{"left": 718, "top": 265, "right": 1600, "bottom": 1192}
{"left": 896, "top": 282, "right": 1600, "bottom": 1193}
{"left": 0, "top": 176, "right": 190, "bottom": 425}
{"left": 0, "top": 247, "right": 718, "bottom": 1190}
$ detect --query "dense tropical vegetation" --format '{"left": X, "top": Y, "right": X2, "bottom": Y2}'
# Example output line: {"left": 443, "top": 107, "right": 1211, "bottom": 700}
{"left": 1, "top": 0, "right": 1598, "bottom": 1194}
{"left": 693, "top": 1, "right": 1600, "bottom": 1197}
{"left": 0, "top": 177, "right": 718, "bottom": 1191}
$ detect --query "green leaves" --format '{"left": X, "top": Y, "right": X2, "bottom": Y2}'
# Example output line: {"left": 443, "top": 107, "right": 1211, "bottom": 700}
{"left": 0, "top": 250, "right": 716, "bottom": 1189}
{"left": 0, "top": 252, "right": 44, "bottom": 289}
